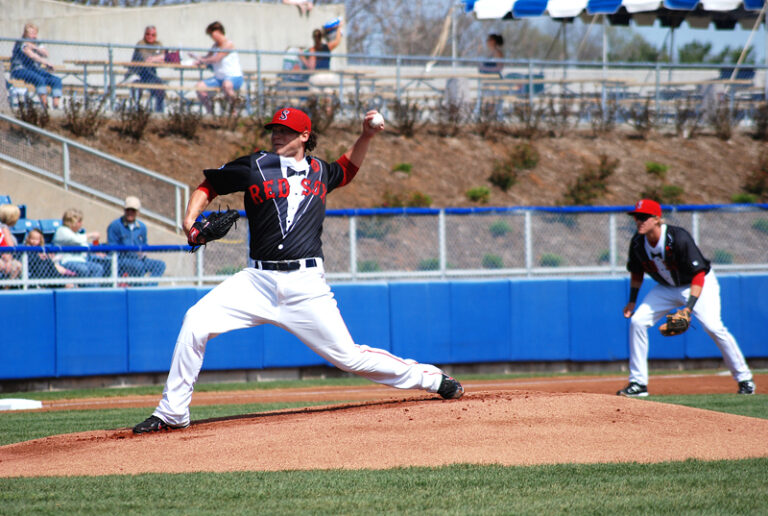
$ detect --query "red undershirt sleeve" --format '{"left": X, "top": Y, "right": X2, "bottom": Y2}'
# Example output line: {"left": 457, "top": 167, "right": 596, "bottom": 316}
{"left": 691, "top": 270, "right": 706, "bottom": 288}
{"left": 335, "top": 155, "right": 359, "bottom": 187}
{"left": 196, "top": 179, "right": 218, "bottom": 202}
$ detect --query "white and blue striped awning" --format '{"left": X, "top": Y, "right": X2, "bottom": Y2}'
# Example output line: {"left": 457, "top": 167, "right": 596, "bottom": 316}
{"left": 466, "top": 1, "right": 766, "bottom": 29}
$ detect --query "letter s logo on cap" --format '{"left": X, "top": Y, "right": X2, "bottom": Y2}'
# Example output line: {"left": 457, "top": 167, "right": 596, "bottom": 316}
{"left": 279, "top": 109, "right": 290, "bottom": 121}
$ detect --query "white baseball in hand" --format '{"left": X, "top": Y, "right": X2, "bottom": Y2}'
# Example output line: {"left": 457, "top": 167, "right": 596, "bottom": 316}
{"left": 369, "top": 112, "right": 385, "bottom": 129}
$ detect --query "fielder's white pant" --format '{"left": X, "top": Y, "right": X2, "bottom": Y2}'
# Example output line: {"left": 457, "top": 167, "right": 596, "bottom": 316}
{"left": 154, "top": 260, "right": 445, "bottom": 426}
{"left": 628, "top": 271, "right": 752, "bottom": 386}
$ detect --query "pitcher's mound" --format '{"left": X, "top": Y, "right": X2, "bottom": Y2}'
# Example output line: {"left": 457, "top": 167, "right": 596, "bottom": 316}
{"left": 2, "top": 391, "right": 767, "bottom": 477}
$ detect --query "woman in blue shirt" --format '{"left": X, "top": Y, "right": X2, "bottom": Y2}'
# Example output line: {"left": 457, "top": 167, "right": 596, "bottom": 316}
{"left": 10, "top": 23, "right": 63, "bottom": 109}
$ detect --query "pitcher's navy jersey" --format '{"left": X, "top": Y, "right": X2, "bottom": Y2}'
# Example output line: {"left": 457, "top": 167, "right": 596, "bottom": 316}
{"left": 203, "top": 151, "right": 354, "bottom": 261}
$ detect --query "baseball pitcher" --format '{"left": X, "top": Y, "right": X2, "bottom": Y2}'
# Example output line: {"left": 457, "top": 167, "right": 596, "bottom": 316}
{"left": 134, "top": 108, "right": 463, "bottom": 433}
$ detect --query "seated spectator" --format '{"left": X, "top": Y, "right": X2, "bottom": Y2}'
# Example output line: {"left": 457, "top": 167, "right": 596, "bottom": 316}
{"left": 478, "top": 33, "right": 504, "bottom": 76}
{"left": 125, "top": 25, "right": 166, "bottom": 112}
{"left": 107, "top": 196, "right": 166, "bottom": 281}
{"left": 0, "top": 204, "right": 22, "bottom": 281}
{"left": 24, "top": 228, "right": 75, "bottom": 288}
{"left": 194, "top": 21, "right": 243, "bottom": 113}
{"left": 52, "top": 208, "right": 104, "bottom": 279}
{"left": 10, "top": 23, "right": 62, "bottom": 109}
{"left": 283, "top": 0, "right": 313, "bottom": 16}
{"left": 299, "top": 20, "right": 343, "bottom": 70}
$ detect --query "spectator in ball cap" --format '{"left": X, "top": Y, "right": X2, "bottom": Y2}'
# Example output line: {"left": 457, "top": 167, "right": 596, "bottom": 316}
{"left": 107, "top": 196, "right": 166, "bottom": 282}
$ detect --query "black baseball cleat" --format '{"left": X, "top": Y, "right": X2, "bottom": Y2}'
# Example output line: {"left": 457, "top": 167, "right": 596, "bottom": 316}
{"left": 437, "top": 374, "right": 464, "bottom": 400}
{"left": 133, "top": 415, "right": 189, "bottom": 434}
{"left": 617, "top": 382, "right": 648, "bottom": 397}
{"left": 737, "top": 380, "right": 756, "bottom": 395}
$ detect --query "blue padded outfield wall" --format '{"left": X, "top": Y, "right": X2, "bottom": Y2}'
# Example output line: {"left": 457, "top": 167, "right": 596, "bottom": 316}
{"left": 1, "top": 275, "right": 767, "bottom": 380}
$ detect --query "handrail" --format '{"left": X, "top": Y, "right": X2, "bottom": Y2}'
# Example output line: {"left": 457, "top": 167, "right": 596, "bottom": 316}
{"left": 0, "top": 113, "right": 189, "bottom": 231}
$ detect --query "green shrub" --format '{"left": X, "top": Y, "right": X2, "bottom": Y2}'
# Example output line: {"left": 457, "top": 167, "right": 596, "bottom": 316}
{"left": 407, "top": 191, "right": 432, "bottom": 207}
{"left": 15, "top": 97, "right": 49, "bottom": 129}
{"left": 488, "top": 161, "right": 517, "bottom": 192}
{"left": 539, "top": 253, "right": 564, "bottom": 267}
{"left": 418, "top": 258, "right": 440, "bottom": 271}
{"left": 164, "top": 99, "right": 202, "bottom": 140}
{"left": 597, "top": 249, "right": 610, "bottom": 264}
{"left": 561, "top": 154, "right": 618, "bottom": 205}
{"left": 752, "top": 218, "right": 768, "bottom": 234}
{"left": 660, "top": 184, "right": 684, "bottom": 204}
{"left": 215, "top": 266, "right": 241, "bottom": 276}
{"left": 510, "top": 142, "right": 540, "bottom": 170}
{"left": 482, "top": 254, "right": 504, "bottom": 269}
{"left": 380, "top": 191, "right": 405, "bottom": 208}
{"left": 742, "top": 151, "right": 768, "bottom": 199}
{"left": 356, "top": 217, "right": 394, "bottom": 240}
{"left": 645, "top": 161, "right": 669, "bottom": 180}
{"left": 466, "top": 186, "right": 491, "bottom": 204}
{"left": 489, "top": 220, "right": 512, "bottom": 238}
{"left": 392, "top": 162, "right": 413, "bottom": 175}
{"left": 357, "top": 260, "right": 381, "bottom": 273}
{"left": 731, "top": 193, "right": 758, "bottom": 204}
{"left": 711, "top": 249, "right": 734, "bottom": 265}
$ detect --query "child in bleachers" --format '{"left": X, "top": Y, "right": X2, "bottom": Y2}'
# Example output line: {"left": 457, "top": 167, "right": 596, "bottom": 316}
{"left": 24, "top": 228, "right": 75, "bottom": 288}
{"left": 0, "top": 204, "right": 22, "bottom": 282}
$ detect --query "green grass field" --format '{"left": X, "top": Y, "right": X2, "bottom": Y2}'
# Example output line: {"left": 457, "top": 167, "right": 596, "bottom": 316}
{"left": 1, "top": 374, "right": 767, "bottom": 514}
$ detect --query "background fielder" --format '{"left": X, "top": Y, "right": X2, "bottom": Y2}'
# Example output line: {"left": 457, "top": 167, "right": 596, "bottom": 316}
{"left": 617, "top": 199, "right": 755, "bottom": 397}
{"left": 134, "top": 108, "right": 463, "bottom": 433}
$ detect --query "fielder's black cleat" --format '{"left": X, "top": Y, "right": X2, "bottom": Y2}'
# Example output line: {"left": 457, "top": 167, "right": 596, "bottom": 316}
{"left": 437, "top": 374, "right": 464, "bottom": 400}
{"left": 617, "top": 382, "right": 648, "bottom": 397}
{"left": 737, "top": 380, "right": 756, "bottom": 395}
{"left": 133, "top": 415, "right": 188, "bottom": 434}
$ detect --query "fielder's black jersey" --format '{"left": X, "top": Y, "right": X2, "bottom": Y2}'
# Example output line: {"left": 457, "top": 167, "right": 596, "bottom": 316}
{"left": 626, "top": 224, "right": 710, "bottom": 287}
{"left": 203, "top": 151, "right": 352, "bottom": 261}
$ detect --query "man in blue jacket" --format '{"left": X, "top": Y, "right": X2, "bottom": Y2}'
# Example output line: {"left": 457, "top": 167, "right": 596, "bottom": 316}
{"left": 107, "top": 196, "right": 166, "bottom": 281}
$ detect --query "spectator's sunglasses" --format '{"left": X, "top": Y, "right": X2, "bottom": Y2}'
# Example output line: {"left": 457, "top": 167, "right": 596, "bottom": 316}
{"left": 632, "top": 213, "right": 653, "bottom": 222}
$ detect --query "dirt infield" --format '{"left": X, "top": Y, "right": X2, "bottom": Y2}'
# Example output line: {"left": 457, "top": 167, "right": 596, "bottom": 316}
{"left": 1, "top": 374, "right": 767, "bottom": 477}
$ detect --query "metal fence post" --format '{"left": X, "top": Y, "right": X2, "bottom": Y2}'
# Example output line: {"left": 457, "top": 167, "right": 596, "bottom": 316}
{"left": 349, "top": 216, "right": 358, "bottom": 280}
{"left": 609, "top": 213, "right": 617, "bottom": 275}
{"left": 110, "top": 252, "right": 119, "bottom": 287}
{"left": 438, "top": 209, "right": 447, "bottom": 279}
{"left": 175, "top": 187, "right": 181, "bottom": 232}
{"left": 395, "top": 55, "right": 402, "bottom": 104}
{"left": 256, "top": 51, "right": 263, "bottom": 117}
{"left": 692, "top": 210, "right": 700, "bottom": 244}
{"left": 655, "top": 62, "right": 661, "bottom": 116}
{"left": 107, "top": 44, "right": 115, "bottom": 110}
{"left": 62, "top": 141, "right": 70, "bottom": 190}
{"left": 196, "top": 249, "right": 204, "bottom": 286}
{"left": 524, "top": 210, "right": 533, "bottom": 276}
{"left": 528, "top": 59, "right": 534, "bottom": 112}
{"left": 20, "top": 252, "right": 28, "bottom": 290}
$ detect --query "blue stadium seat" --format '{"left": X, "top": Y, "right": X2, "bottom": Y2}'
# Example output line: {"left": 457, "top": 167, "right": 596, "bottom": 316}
{"left": 17, "top": 204, "right": 26, "bottom": 219}
{"left": 38, "top": 219, "right": 62, "bottom": 243}
{"left": 11, "top": 219, "right": 40, "bottom": 244}
{"left": 0, "top": 195, "right": 11, "bottom": 205}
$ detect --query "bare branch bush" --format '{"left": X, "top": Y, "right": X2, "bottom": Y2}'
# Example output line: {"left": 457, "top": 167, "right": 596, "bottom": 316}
{"left": 304, "top": 94, "right": 341, "bottom": 134}
{"left": 163, "top": 99, "right": 202, "bottom": 140}
{"left": 63, "top": 93, "right": 107, "bottom": 137}
{"left": 389, "top": 97, "right": 424, "bottom": 138}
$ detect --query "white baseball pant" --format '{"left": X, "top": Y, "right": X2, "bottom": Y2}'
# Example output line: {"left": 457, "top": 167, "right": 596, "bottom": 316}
{"left": 628, "top": 271, "right": 752, "bottom": 386}
{"left": 154, "top": 259, "right": 445, "bottom": 427}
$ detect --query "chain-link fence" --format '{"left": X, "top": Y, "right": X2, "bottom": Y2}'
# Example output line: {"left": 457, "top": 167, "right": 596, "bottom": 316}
{"left": 2, "top": 205, "right": 767, "bottom": 289}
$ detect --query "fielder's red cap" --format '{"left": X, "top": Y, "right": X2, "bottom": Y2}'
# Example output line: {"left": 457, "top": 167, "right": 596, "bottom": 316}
{"left": 628, "top": 199, "right": 662, "bottom": 217}
{"left": 265, "top": 107, "right": 311, "bottom": 133}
